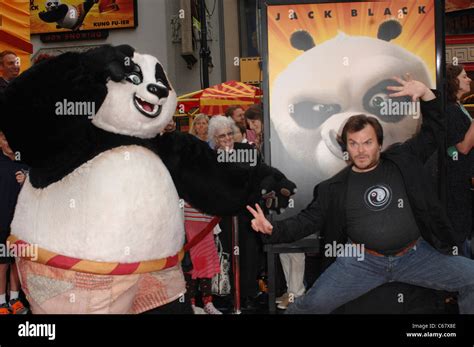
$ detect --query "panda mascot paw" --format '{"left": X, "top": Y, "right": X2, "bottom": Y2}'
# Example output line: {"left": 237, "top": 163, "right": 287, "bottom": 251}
{"left": 0, "top": 44, "right": 295, "bottom": 314}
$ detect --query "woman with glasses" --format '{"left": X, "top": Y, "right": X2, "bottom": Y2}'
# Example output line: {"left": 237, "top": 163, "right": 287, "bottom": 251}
{"left": 208, "top": 116, "right": 265, "bottom": 311}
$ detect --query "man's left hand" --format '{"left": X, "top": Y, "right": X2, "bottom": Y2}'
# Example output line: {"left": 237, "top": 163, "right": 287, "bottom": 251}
{"left": 387, "top": 73, "right": 435, "bottom": 102}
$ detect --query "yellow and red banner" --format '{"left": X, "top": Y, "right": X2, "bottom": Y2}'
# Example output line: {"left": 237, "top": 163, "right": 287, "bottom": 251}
{"left": 177, "top": 81, "right": 262, "bottom": 116}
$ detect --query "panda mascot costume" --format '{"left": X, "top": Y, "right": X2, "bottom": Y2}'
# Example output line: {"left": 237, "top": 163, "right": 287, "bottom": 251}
{"left": 0, "top": 45, "right": 295, "bottom": 314}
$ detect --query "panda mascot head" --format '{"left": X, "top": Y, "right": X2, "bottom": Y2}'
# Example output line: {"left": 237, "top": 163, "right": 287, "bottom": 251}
{"left": 92, "top": 52, "right": 177, "bottom": 138}
{"left": 270, "top": 20, "right": 432, "bottom": 213}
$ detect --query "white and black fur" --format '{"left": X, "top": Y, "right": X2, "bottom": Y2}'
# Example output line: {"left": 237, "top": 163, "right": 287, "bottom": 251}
{"left": 11, "top": 51, "right": 183, "bottom": 262}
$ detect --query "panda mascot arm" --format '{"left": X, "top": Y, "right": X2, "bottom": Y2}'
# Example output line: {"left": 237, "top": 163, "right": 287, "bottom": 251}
{"left": 156, "top": 130, "right": 296, "bottom": 216}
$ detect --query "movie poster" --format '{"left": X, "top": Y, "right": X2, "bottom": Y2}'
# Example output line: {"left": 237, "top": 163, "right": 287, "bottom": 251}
{"left": 263, "top": 0, "right": 441, "bottom": 214}
{"left": 30, "top": 0, "right": 136, "bottom": 34}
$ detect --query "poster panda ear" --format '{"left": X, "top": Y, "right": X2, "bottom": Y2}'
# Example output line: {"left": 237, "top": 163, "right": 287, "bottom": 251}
{"left": 377, "top": 20, "right": 402, "bottom": 41}
{"left": 290, "top": 30, "right": 316, "bottom": 51}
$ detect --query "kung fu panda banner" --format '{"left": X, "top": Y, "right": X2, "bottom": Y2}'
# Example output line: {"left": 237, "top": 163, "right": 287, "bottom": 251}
{"left": 30, "top": 0, "right": 137, "bottom": 34}
{"left": 262, "top": 0, "right": 444, "bottom": 215}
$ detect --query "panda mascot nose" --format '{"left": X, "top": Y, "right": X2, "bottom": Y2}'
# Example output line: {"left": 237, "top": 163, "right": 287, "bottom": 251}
{"left": 147, "top": 83, "right": 169, "bottom": 99}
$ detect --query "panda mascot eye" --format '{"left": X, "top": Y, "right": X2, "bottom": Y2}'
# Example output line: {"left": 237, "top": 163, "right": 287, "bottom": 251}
{"left": 292, "top": 101, "right": 341, "bottom": 129}
{"left": 126, "top": 73, "right": 142, "bottom": 85}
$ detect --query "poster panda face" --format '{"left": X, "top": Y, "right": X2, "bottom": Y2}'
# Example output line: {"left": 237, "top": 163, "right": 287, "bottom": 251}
{"left": 271, "top": 32, "right": 432, "bottom": 181}
{"left": 92, "top": 52, "right": 177, "bottom": 139}
{"left": 45, "top": 0, "right": 60, "bottom": 11}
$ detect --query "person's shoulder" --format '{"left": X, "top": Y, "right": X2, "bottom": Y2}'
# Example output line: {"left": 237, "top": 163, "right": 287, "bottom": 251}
{"left": 234, "top": 142, "right": 255, "bottom": 150}
{"left": 315, "top": 165, "right": 352, "bottom": 196}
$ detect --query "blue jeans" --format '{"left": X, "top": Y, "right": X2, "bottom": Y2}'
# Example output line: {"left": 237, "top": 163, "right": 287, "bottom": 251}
{"left": 287, "top": 239, "right": 474, "bottom": 314}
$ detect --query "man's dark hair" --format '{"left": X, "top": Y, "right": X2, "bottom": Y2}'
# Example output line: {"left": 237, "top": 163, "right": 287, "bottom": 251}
{"left": 225, "top": 105, "right": 243, "bottom": 118}
{"left": 446, "top": 63, "right": 465, "bottom": 103}
{"left": 340, "top": 114, "right": 384, "bottom": 149}
{"left": 237, "top": 123, "right": 246, "bottom": 135}
{"left": 244, "top": 104, "right": 263, "bottom": 121}
{"left": 0, "top": 50, "right": 17, "bottom": 65}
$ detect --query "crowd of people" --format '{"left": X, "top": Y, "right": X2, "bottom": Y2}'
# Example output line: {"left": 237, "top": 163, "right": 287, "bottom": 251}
{"left": 0, "top": 50, "right": 29, "bottom": 314}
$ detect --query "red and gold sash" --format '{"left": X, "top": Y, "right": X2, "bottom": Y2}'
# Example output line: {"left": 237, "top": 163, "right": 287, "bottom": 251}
{"left": 7, "top": 235, "right": 184, "bottom": 275}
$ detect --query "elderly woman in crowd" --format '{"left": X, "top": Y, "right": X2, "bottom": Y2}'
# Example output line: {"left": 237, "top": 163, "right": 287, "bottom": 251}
{"left": 207, "top": 116, "right": 265, "bottom": 310}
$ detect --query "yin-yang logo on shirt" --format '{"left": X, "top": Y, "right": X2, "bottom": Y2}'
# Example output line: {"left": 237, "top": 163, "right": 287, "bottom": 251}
{"left": 364, "top": 184, "right": 392, "bottom": 211}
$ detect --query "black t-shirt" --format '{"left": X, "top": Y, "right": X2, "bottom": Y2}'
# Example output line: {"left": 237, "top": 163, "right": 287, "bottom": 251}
{"left": 346, "top": 159, "right": 420, "bottom": 255}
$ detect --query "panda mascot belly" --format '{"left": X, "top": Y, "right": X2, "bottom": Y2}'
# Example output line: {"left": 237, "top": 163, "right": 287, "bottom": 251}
{"left": 12, "top": 145, "right": 184, "bottom": 263}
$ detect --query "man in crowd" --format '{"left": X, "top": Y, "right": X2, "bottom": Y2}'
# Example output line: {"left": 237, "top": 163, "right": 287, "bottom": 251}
{"left": 0, "top": 51, "right": 20, "bottom": 90}
{"left": 225, "top": 106, "right": 256, "bottom": 143}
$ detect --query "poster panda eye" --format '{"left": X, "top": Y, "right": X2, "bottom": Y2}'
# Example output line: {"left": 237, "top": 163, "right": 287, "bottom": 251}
{"left": 313, "top": 104, "right": 337, "bottom": 113}
{"left": 363, "top": 79, "right": 411, "bottom": 122}
{"left": 126, "top": 73, "right": 142, "bottom": 85}
{"left": 369, "top": 94, "right": 388, "bottom": 109}
{"left": 292, "top": 101, "right": 341, "bottom": 129}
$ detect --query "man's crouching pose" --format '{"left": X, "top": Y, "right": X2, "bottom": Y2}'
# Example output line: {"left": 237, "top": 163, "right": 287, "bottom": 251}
{"left": 248, "top": 75, "right": 474, "bottom": 314}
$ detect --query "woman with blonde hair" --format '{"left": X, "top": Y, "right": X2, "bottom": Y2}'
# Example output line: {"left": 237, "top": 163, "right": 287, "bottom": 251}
{"left": 189, "top": 114, "right": 209, "bottom": 142}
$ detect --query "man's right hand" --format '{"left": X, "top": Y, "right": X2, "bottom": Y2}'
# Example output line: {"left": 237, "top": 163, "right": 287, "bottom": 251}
{"left": 247, "top": 203, "right": 274, "bottom": 235}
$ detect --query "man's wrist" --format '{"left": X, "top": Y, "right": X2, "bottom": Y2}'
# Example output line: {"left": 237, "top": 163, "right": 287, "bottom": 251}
{"left": 421, "top": 88, "right": 436, "bottom": 102}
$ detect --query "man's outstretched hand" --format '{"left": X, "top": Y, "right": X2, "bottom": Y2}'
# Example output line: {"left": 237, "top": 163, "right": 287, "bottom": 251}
{"left": 247, "top": 203, "right": 274, "bottom": 235}
{"left": 387, "top": 74, "right": 436, "bottom": 102}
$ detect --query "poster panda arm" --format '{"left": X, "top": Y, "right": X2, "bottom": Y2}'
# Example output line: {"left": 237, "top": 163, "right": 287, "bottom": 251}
{"left": 38, "top": 5, "right": 69, "bottom": 23}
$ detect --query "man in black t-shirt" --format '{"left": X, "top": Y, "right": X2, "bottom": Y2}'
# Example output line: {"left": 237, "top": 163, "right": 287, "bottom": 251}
{"left": 248, "top": 76, "right": 474, "bottom": 314}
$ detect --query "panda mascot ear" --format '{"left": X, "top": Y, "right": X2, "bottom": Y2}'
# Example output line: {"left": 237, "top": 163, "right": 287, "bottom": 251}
{"left": 81, "top": 44, "right": 136, "bottom": 82}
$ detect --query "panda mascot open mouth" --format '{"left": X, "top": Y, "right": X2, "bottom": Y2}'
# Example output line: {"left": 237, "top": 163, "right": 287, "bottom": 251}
{"left": 133, "top": 93, "right": 162, "bottom": 118}
{"left": 0, "top": 44, "right": 296, "bottom": 314}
